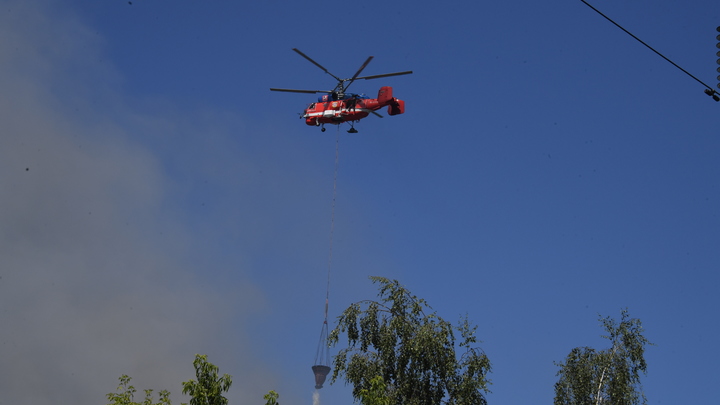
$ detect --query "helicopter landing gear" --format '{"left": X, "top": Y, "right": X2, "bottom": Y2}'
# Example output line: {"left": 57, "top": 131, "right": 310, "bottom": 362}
{"left": 321, "top": 126, "right": 326, "bottom": 132}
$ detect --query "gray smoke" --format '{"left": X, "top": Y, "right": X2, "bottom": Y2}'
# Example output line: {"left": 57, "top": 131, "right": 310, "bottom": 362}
{"left": 0, "top": 1, "right": 278, "bottom": 404}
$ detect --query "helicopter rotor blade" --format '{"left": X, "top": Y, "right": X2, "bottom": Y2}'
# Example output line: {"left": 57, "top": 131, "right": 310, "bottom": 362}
{"left": 355, "top": 70, "right": 413, "bottom": 80}
{"left": 371, "top": 111, "right": 384, "bottom": 118}
{"left": 270, "top": 88, "right": 331, "bottom": 94}
{"left": 344, "top": 56, "right": 374, "bottom": 92}
{"left": 292, "top": 48, "right": 343, "bottom": 82}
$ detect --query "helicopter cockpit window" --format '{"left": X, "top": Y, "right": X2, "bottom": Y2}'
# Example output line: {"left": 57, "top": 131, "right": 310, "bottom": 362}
{"left": 308, "top": 103, "right": 316, "bottom": 109}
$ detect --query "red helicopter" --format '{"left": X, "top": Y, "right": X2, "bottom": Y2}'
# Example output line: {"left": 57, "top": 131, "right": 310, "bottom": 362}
{"left": 270, "top": 49, "right": 412, "bottom": 133}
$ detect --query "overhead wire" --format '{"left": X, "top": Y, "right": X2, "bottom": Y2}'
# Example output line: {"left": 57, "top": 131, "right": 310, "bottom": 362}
{"left": 580, "top": 0, "right": 717, "bottom": 96}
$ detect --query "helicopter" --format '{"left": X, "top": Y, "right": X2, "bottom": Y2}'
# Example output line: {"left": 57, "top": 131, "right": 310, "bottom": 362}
{"left": 270, "top": 49, "right": 412, "bottom": 133}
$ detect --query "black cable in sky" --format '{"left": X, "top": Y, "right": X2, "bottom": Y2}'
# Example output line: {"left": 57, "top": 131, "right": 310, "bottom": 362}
{"left": 580, "top": 0, "right": 718, "bottom": 100}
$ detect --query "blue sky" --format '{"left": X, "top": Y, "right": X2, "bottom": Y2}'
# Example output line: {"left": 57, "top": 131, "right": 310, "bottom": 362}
{"left": 1, "top": 0, "right": 718, "bottom": 404}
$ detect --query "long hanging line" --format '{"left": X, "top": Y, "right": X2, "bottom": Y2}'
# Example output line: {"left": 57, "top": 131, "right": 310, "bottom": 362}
{"left": 312, "top": 125, "right": 340, "bottom": 391}
{"left": 325, "top": 125, "right": 340, "bottom": 322}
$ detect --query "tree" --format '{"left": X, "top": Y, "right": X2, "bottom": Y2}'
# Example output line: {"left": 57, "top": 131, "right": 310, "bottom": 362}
{"left": 263, "top": 390, "right": 279, "bottom": 405}
{"left": 328, "top": 276, "right": 492, "bottom": 405}
{"left": 106, "top": 375, "right": 172, "bottom": 405}
{"left": 182, "top": 354, "right": 233, "bottom": 405}
{"left": 554, "top": 309, "right": 653, "bottom": 405}
{"left": 358, "top": 376, "right": 391, "bottom": 405}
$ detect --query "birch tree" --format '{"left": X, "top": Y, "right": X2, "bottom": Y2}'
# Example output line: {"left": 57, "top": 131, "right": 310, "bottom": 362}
{"left": 329, "top": 276, "right": 492, "bottom": 405}
{"left": 554, "top": 309, "right": 652, "bottom": 405}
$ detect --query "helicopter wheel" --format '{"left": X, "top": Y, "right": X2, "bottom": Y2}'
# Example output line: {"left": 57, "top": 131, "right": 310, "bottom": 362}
{"left": 321, "top": 127, "right": 326, "bottom": 132}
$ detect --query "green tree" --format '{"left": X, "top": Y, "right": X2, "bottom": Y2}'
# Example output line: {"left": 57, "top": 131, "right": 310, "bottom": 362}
{"left": 106, "top": 375, "right": 172, "bottom": 405}
{"left": 263, "top": 390, "right": 279, "bottom": 405}
{"left": 182, "top": 354, "right": 233, "bottom": 405}
{"left": 328, "top": 276, "right": 492, "bottom": 405}
{"left": 358, "top": 376, "right": 391, "bottom": 405}
{"left": 554, "top": 309, "right": 653, "bottom": 405}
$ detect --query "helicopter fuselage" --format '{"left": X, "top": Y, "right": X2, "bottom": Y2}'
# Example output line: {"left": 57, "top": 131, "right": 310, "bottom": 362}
{"left": 302, "top": 86, "right": 405, "bottom": 126}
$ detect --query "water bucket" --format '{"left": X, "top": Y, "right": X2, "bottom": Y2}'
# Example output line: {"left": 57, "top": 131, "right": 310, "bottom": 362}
{"left": 312, "top": 365, "right": 331, "bottom": 389}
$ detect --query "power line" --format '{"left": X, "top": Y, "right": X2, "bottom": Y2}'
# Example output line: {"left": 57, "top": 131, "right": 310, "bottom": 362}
{"left": 580, "top": 0, "right": 719, "bottom": 101}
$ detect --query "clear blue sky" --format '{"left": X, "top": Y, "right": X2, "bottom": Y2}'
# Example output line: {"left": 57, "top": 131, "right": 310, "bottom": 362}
{"left": 1, "top": 0, "right": 718, "bottom": 404}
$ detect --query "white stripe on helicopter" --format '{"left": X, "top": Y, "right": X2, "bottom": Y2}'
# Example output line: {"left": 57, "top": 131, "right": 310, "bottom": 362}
{"left": 304, "top": 109, "right": 373, "bottom": 118}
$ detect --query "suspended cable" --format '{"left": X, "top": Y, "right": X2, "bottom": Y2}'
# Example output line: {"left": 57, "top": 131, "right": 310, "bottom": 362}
{"left": 325, "top": 125, "right": 340, "bottom": 323}
{"left": 314, "top": 320, "right": 329, "bottom": 367}
{"left": 312, "top": 125, "right": 341, "bottom": 390}
{"left": 580, "top": 0, "right": 718, "bottom": 99}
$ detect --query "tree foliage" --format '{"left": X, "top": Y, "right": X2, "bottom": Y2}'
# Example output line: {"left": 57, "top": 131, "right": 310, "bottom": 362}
{"left": 358, "top": 376, "right": 391, "bottom": 405}
{"left": 182, "top": 354, "right": 233, "bottom": 405}
{"left": 554, "top": 309, "right": 652, "bottom": 405}
{"left": 264, "top": 390, "right": 279, "bottom": 405}
{"left": 328, "top": 276, "right": 492, "bottom": 405}
{"left": 106, "top": 375, "right": 172, "bottom": 405}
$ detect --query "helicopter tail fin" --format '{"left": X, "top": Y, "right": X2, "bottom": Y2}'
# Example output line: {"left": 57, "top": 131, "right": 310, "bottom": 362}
{"left": 378, "top": 86, "right": 405, "bottom": 115}
{"left": 377, "top": 86, "right": 393, "bottom": 104}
